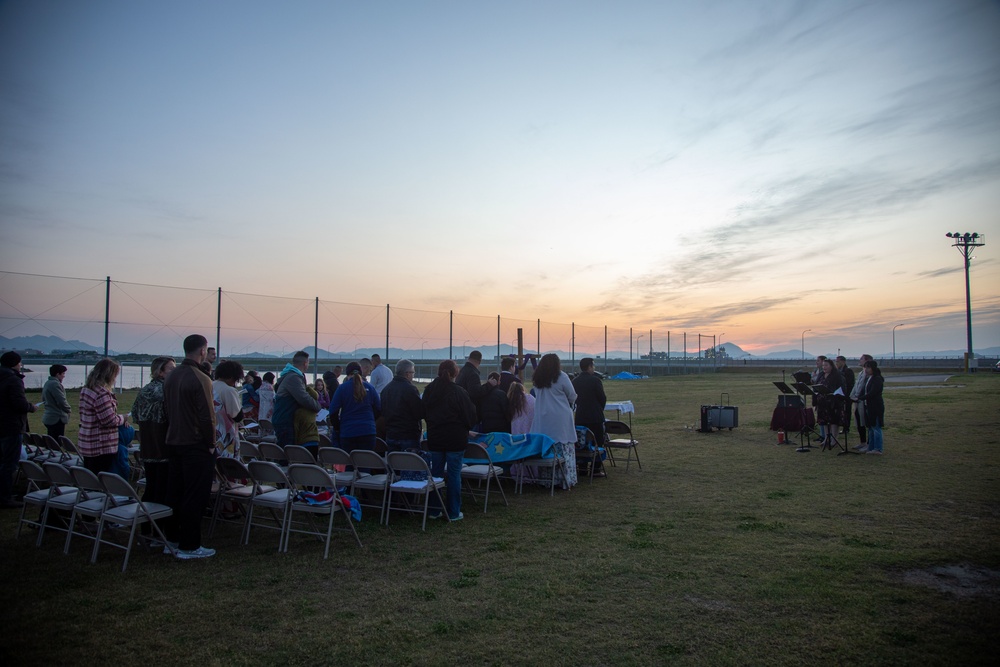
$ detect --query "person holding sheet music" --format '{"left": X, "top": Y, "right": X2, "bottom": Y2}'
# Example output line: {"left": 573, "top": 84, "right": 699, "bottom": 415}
{"left": 815, "top": 357, "right": 844, "bottom": 448}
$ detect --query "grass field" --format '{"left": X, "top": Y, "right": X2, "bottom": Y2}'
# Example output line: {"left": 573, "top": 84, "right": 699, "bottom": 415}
{"left": 2, "top": 371, "right": 998, "bottom": 665}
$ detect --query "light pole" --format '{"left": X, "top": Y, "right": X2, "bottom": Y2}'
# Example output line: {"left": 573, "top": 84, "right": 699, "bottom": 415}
{"left": 716, "top": 332, "right": 725, "bottom": 369}
{"left": 892, "top": 324, "right": 905, "bottom": 366}
{"left": 945, "top": 232, "right": 986, "bottom": 373}
{"left": 636, "top": 334, "right": 644, "bottom": 366}
{"left": 801, "top": 329, "right": 811, "bottom": 360}
{"left": 420, "top": 340, "right": 427, "bottom": 359}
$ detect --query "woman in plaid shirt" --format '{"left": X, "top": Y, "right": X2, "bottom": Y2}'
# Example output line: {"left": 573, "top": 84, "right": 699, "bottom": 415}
{"left": 78, "top": 358, "right": 128, "bottom": 473}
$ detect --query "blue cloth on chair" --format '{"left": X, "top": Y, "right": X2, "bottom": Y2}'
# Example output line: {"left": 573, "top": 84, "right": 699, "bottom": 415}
{"left": 470, "top": 432, "right": 556, "bottom": 463}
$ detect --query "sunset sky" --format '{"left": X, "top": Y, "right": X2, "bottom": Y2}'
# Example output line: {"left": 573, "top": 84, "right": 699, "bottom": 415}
{"left": 1, "top": 0, "right": 998, "bottom": 358}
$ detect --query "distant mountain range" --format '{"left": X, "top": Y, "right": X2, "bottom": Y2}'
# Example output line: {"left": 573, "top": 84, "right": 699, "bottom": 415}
{"left": 2, "top": 335, "right": 996, "bottom": 359}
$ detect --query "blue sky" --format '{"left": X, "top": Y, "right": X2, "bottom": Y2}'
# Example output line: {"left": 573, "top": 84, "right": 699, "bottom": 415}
{"left": 1, "top": 0, "right": 998, "bottom": 356}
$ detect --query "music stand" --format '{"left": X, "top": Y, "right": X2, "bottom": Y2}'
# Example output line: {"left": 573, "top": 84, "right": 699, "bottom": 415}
{"left": 773, "top": 381, "right": 795, "bottom": 394}
{"left": 791, "top": 383, "right": 819, "bottom": 452}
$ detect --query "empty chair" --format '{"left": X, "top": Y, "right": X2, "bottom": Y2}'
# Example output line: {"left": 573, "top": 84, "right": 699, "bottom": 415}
{"left": 41, "top": 434, "right": 80, "bottom": 467}
{"left": 257, "top": 419, "right": 278, "bottom": 444}
{"left": 318, "top": 433, "right": 332, "bottom": 448}
{"left": 604, "top": 420, "right": 641, "bottom": 471}
{"left": 210, "top": 456, "right": 276, "bottom": 540}
{"left": 36, "top": 462, "right": 82, "bottom": 547}
{"left": 91, "top": 472, "right": 174, "bottom": 572}
{"left": 244, "top": 461, "right": 294, "bottom": 551}
{"left": 373, "top": 437, "right": 388, "bottom": 454}
{"left": 285, "top": 464, "right": 362, "bottom": 558}
{"left": 258, "top": 442, "right": 288, "bottom": 469}
{"left": 284, "top": 445, "right": 316, "bottom": 464}
{"left": 63, "top": 466, "right": 114, "bottom": 555}
{"left": 57, "top": 436, "right": 84, "bottom": 467}
{"left": 15, "top": 460, "right": 55, "bottom": 540}
{"left": 239, "top": 440, "right": 261, "bottom": 463}
{"left": 460, "top": 442, "right": 508, "bottom": 513}
{"left": 348, "top": 450, "right": 391, "bottom": 523}
{"left": 317, "top": 446, "right": 364, "bottom": 489}
{"left": 384, "top": 451, "right": 448, "bottom": 530}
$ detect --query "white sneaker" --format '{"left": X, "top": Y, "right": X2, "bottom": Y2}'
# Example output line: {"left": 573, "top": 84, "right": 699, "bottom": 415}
{"left": 449, "top": 512, "right": 464, "bottom": 522}
{"left": 161, "top": 541, "right": 179, "bottom": 555}
{"left": 175, "top": 546, "right": 215, "bottom": 560}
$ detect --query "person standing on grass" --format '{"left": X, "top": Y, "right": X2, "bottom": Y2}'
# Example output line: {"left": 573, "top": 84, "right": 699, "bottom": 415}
{"left": 212, "top": 360, "right": 245, "bottom": 457}
{"left": 330, "top": 361, "right": 381, "bottom": 453}
{"left": 258, "top": 372, "right": 276, "bottom": 422}
{"left": 456, "top": 350, "right": 498, "bottom": 428}
{"left": 531, "top": 353, "right": 579, "bottom": 489}
{"left": 0, "top": 351, "right": 36, "bottom": 509}
{"left": 369, "top": 354, "right": 393, "bottom": 395}
{"left": 850, "top": 354, "right": 873, "bottom": 451}
{"left": 41, "top": 364, "right": 71, "bottom": 439}
{"left": 272, "top": 351, "right": 320, "bottom": 447}
{"left": 78, "top": 358, "right": 129, "bottom": 474}
{"left": 422, "top": 359, "right": 477, "bottom": 521}
{"left": 859, "top": 359, "right": 885, "bottom": 455}
{"left": 380, "top": 359, "right": 423, "bottom": 453}
{"left": 163, "top": 334, "right": 217, "bottom": 560}
{"left": 573, "top": 357, "right": 607, "bottom": 477}
{"left": 131, "top": 356, "right": 175, "bottom": 536}
{"left": 478, "top": 372, "right": 511, "bottom": 433}
{"left": 836, "top": 356, "right": 855, "bottom": 437}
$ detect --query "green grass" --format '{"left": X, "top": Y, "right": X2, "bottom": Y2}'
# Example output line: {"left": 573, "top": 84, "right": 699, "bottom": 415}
{"left": 3, "top": 372, "right": 999, "bottom": 665}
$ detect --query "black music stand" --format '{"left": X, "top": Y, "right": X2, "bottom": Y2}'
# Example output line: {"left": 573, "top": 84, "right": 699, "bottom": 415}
{"left": 792, "top": 383, "right": 819, "bottom": 452}
{"left": 773, "top": 381, "right": 795, "bottom": 394}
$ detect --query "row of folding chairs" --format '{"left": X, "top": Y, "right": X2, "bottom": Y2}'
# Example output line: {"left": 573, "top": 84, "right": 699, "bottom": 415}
{"left": 232, "top": 442, "right": 509, "bottom": 529}
{"left": 208, "top": 457, "right": 362, "bottom": 558}
{"left": 22, "top": 433, "right": 82, "bottom": 468}
{"left": 16, "top": 459, "right": 173, "bottom": 572}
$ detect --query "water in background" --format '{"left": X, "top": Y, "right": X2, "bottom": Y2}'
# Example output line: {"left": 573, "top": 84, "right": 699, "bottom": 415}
{"left": 21, "top": 364, "right": 437, "bottom": 391}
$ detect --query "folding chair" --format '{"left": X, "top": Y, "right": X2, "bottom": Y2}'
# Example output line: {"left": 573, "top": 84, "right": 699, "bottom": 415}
{"left": 516, "top": 447, "right": 567, "bottom": 496}
{"left": 285, "top": 445, "right": 316, "bottom": 464}
{"left": 58, "top": 436, "right": 83, "bottom": 466}
{"left": 318, "top": 433, "right": 332, "bottom": 448}
{"left": 41, "top": 434, "right": 80, "bottom": 467}
{"left": 574, "top": 427, "right": 606, "bottom": 484}
{"left": 64, "top": 466, "right": 116, "bottom": 555}
{"left": 604, "top": 420, "right": 641, "bottom": 471}
{"left": 244, "top": 461, "right": 294, "bottom": 551}
{"left": 460, "top": 442, "right": 508, "bottom": 513}
{"left": 36, "top": 462, "right": 82, "bottom": 547}
{"left": 239, "top": 440, "right": 261, "bottom": 463}
{"left": 285, "top": 464, "right": 362, "bottom": 558}
{"left": 348, "top": 450, "right": 391, "bottom": 523}
{"left": 15, "top": 460, "right": 56, "bottom": 540}
{"left": 374, "top": 437, "right": 388, "bottom": 454}
{"left": 384, "top": 451, "right": 449, "bottom": 531}
{"left": 257, "top": 419, "right": 278, "bottom": 444}
{"left": 317, "top": 446, "right": 364, "bottom": 488}
{"left": 258, "top": 442, "right": 288, "bottom": 469}
{"left": 210, "top": 457, "right": 275, "bottom": 540}
{"left": 92, "top": 472, "right": 175, "bottom": 572}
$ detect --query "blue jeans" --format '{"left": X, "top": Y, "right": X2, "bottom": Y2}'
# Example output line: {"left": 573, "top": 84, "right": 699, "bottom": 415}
{"left": 0, "top": 433, "right": 22, "bottom": 503}
{"left": 430, "top": 450, "right": 463, "bottom": 519}
{"left": 868, "top": 426, "right": 883, "bottom": 452}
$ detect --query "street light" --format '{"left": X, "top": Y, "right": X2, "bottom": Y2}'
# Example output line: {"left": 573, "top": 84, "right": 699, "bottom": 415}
{"left": 716, "top": 332, "right": 725, "bottom": 368}
{"left": 945, "top": 232, "right": 986, "bottom": 373}
{"left": 801, "top": 329, "right": 811, "bottom": 360}
{"left": 420, "top": 340, "right": 427, "bottom": 359}
{"left": 892, "top": 324, "right": 905, "bottom": 366}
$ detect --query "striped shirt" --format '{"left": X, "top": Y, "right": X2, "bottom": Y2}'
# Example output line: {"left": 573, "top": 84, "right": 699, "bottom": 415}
{"left": 78, "top": 386, "right": 125, "bottom": 457}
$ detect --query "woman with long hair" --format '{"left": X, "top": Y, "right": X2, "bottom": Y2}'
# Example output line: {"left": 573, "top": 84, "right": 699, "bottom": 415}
{"left": 858, "top": 359, "right": 885, "bottom": 454}
{"left": 330, "top": 361, "right": 381, "bottom": 452}
{"left": 422, "top": 359, "right": 477, "bottom": 521}
{"left": 530, "top": 353, "right": 579, "bottom": 488}
{"left": 212, "top": 360, "right": 245, "bottom": 457}
{"left": 507, "top": 381, "right": 535, "bottom": 436}
{"left": 78, "top": 358, "right": 128, "bottom": 473}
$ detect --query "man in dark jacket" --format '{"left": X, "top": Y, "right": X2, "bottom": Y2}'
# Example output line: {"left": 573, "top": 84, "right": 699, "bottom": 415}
{"left": 380, "top": 359, "right": 423, "bottom": 452}
{"left": 455, "top": 350, "right": 497, "bottom": 425}
{"left": 163, "top": 334, "right": 217, "bottom": 559}
{"left": 479, "top": 372, "right": 511, "bottom": 433}
{"left": 573, "top": 356, "right": 607, "bottom": 443}
{"left": 423, "top": 359, "right": 478, "bottom": 521}
{"left": 0, "top": 351, "right": 36, "bottom": 508}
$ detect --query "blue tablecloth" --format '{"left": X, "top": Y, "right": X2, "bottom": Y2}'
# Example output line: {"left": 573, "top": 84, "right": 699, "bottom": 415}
{"left": 470, "top": 432, "right": 557, "bottom": 463}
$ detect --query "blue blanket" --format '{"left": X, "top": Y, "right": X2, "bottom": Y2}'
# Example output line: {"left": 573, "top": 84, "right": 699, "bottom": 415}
{"left": 469, "top": 432, "right": 557, "bottom": 463}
